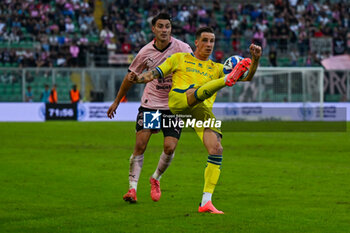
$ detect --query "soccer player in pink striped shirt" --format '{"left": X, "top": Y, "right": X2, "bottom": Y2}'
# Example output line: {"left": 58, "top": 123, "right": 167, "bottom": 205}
{"left": 107, "top": 13, "right": 192, "bottom": 203}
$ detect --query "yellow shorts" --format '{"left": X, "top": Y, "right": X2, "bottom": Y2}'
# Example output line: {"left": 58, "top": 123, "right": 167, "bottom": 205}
{"left": 168, "top": 88, "right": 222, "bottom": 141}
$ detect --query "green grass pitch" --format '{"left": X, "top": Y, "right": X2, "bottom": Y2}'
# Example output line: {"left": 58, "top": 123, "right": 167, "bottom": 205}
{"left": 0, "top": 122, "right": 350, "bottom": 233}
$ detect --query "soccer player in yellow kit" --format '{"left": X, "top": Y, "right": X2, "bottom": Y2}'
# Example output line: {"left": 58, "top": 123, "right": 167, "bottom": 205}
{"left": 131, "top": 27, "right": 262, "bottom": 214}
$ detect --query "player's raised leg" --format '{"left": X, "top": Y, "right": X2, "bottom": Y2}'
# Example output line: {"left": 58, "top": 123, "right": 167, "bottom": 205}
{"left": 123, "top": 130, "right": 152, "bottom": 203}
{"left": 198, "top": 129, "right": 224, "bottom": 214}
{"left": 186, "top": 58, "right": 251, "bottom": 107}
{"left": 150, "top": 136, "right": 178, "bottom": 201}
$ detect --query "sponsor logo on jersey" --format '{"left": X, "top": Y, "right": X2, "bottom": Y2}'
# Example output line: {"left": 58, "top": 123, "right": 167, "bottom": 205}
{"left": 186, "top": 67, "right": 213, "bottom": 79}
{"left": 185, "top": 60, "right": 196, "bottom": 65}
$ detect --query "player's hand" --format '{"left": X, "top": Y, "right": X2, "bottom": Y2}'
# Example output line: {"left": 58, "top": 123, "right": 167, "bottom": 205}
{"left": 107, "top": 102, "right": 119, "bottom": 119}
{"left": 249, "top": 44, "right": 262, "bottom": 60}
{"left": 127, "top": 72, "right": 137, "bottom": 83}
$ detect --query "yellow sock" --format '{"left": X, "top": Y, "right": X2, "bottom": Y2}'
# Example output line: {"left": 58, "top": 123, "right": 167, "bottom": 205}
{"left": 194, "top": 78, "right": 226, "bottom": 101}
{"left": 203, "top": 155, "right": 222, "bottom": 193}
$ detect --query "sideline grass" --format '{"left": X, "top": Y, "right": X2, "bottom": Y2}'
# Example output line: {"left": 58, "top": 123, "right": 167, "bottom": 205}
{"left": 0, "top": 122, "right": 350, "bottom": 233}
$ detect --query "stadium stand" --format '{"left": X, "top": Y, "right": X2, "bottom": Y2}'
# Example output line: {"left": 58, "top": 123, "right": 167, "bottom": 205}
{"left": 0, "top": 0, "right": 348, "bottom": 67}
{"left": 0, "top": 0, "right": 349, "bottom": 102}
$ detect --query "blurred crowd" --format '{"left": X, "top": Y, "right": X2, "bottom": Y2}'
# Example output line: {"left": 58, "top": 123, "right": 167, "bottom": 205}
{"left": 0, "top": 0, "right": 97, "bottom": 67}
{"left": 102, "top": 0, "right": 349, "bottom": 66}
{"left": 0, "top": 0, "right": 349, "bottom": 67}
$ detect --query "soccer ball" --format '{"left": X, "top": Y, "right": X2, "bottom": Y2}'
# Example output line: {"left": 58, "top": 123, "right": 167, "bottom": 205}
{"left": 223, "top": 55, "right": 249, "bottom": 80}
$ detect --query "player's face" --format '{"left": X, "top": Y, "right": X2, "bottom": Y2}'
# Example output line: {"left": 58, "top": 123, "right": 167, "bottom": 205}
{"left": 152, "top": 19, "right": 171, "bottom": 42}
{"left": 195, "top": 32, "right": 215, "bottom": 58}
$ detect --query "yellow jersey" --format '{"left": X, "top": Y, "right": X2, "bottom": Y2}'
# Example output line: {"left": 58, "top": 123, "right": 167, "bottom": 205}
{"left": 156, "top": 52, "right": 225, "bottom": 108}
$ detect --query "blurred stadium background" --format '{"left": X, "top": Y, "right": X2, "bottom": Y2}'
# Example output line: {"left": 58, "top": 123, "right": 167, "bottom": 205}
{"left": 0, "top": 0, "right": 349, "bottom": 104}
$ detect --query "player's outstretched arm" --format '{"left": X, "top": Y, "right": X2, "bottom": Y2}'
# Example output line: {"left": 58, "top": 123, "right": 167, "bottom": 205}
{"left": 132, "top": 68, "right": 160, "bottom": 83}
{"left": 107, "top": 72, "right": 135, "bottom": 119}
{"left": 242, "top": 44, "right": 262, "bottom": 82}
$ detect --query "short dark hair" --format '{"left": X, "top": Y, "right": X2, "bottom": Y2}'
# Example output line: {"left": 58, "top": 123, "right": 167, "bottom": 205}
{"left": 151, "top": 12, "right": 172, "bottom": 26}
{"left": 195, "top": 27, "right": 214, "bottom": 39}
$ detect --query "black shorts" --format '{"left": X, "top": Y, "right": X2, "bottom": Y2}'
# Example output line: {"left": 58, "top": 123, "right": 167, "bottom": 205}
{"left": 136, "top": 106, "right": 181, "bottom": 139}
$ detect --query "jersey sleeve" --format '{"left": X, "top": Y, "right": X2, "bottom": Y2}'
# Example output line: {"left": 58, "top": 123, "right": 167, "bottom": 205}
{"left": 128, "top": 52, "right": 147, "bottom": 75}
{"left": 156, "top": 53, "right": 181, "bottom": 78}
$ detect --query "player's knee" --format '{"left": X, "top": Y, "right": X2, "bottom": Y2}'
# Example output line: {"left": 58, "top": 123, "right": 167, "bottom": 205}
{"left": 208, "top": 142, "right": 223, "bottom": 155}
{"left": 163, "top": 143, "right": 176, "bottom": 155}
